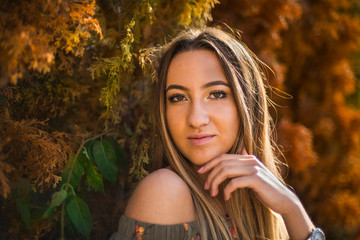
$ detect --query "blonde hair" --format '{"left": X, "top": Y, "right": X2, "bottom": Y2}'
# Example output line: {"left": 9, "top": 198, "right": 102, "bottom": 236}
{"left": 151, "top": 26, "right": 288, "bottom": 239}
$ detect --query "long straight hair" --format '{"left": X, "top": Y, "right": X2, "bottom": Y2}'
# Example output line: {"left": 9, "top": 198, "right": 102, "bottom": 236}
{"left": 150, "top": 27, "right": 288, "bottom": 239}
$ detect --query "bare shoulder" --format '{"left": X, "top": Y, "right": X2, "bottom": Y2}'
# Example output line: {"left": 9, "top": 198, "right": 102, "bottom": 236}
{"left": 124, "top": 168, "right": 196, "bottom": 224}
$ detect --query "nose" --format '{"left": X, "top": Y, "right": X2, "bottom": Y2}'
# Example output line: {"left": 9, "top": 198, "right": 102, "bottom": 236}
{"left": 187, "top": 100, "right": 210, "bottom": 129}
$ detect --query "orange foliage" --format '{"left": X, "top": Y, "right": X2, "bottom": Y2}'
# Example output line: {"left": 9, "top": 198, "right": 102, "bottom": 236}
{"left": 0, "top": 0, "right": 223, "bottom": 238}
{"left": 0, "top": 0, "right": 102, "bottom": 87}
{"left": 1, "top": 0, "right": 360, "bottom": 239}
{"left": 212, "top": 0, "right": 302, "bottom": 87}
{"left": 277, "top": 118, "right": 318, "bottom": 173}
{"left": 0, "top": 109, "right": 78, "bottom": 193}
{"left": 214, "top": 0, "right": 360, "bottom": 238}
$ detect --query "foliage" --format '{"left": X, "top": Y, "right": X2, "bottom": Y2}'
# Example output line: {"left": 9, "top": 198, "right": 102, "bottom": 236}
{"left": 0, "top": 0, "right": 219, "bottom": 238}
{"left": 1, "top": 0, "right": 360, "bottom": 239}
{"left": 213, "top": 0, "right": 360, "bottom": 239}
{"left": 0, "top": 0, "right": 102, "bottom": 87}
{"left": 0, "top": 108, "right": 77, "bottom": 193}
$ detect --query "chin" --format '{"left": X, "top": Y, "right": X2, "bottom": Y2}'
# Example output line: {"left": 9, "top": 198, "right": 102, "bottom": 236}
{"left": 185, "top": 152, "right": 219, "bottom": 166}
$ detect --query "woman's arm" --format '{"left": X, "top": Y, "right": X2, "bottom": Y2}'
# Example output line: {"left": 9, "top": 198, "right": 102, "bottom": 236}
{"left": 198, "top": 148, "right": 315, "bottom": 240}
{"left": 280, "top": 199, "right": 314, "bottom": 240}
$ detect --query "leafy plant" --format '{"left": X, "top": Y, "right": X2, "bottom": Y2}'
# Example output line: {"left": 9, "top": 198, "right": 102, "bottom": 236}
{"left": 14, "top": 134, "right": 128, "bottom": 238}
{"left": 2, "top": 0, "right": 360, "bottom": 239}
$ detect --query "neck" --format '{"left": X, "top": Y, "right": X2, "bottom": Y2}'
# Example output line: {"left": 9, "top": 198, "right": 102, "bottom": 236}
{"left": 170, "top": 162, "right": 228, "bottom": 215}
{"left": 191, "top": 164, "right": 228, "bottom": 215}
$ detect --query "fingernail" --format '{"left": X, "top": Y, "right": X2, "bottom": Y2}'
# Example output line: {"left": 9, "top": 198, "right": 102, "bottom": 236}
{"left": 204, "top": 181, "right": 209, "bottom": 189}
{"left": 198, "top": 166, "right": 204, "bottom": 173}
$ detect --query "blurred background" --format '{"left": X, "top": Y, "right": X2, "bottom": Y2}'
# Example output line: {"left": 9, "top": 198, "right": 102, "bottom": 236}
{"left": 1, "top": 0, "right": 360, "bottom": 239}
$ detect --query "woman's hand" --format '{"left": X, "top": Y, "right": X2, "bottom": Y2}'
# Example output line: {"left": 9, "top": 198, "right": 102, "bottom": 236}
{"left": 197, "top": 148, "right": 315, "bottom": 240}
{"left": 198, "top": 148, "right": 297, "bottom": 214}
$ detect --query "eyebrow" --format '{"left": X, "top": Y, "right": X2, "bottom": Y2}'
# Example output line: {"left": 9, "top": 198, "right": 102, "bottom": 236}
{"left": 203, "top": 80, "right": 229, "bottom": 89}
{"left": 166, "top": 80, "right": 229, "bottom": 92}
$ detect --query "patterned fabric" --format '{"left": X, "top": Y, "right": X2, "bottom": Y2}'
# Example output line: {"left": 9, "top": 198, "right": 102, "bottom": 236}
{"left": 226, "top": 215, "right": 239, "bottom": 239}
{"left": 110, "top": 214, "right": 240, "bottom": 240}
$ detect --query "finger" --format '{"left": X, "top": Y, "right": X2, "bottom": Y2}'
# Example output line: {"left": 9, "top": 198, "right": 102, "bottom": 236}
{"left": 198, "top": 154, "right": 254, "bottom": 174}
{"left": 223, "top": 176, "right": 255, "bottom": 200}
{"left": 241, "top": 147, "right": 248, "bottom": 155}
{"left": 204, "top": 159, "right": 256, "bottom": 189}
{"left": 208, "top": 165, "right": 257, "bottom": 197}
{"left": 197, "top": 154, "right": 228, "bottom": 174}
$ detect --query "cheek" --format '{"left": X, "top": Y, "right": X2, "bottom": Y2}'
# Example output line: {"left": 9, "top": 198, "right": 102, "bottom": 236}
{"left": 220, "top": 105, "right": 240, "bottom": 139}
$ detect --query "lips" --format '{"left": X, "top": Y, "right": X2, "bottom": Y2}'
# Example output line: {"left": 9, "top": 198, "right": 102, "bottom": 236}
{"left": 187, "top": 133, "right": 215, "bottom": 146}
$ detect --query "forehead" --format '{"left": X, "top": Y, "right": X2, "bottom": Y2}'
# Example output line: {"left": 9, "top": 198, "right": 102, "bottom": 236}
{"left": 166, "top": 49, "right": 227, "bottom": 86}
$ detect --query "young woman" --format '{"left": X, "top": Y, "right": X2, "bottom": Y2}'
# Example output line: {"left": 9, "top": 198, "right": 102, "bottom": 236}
{"left": 110, "top": 27, "right": 325, "bottom": 240}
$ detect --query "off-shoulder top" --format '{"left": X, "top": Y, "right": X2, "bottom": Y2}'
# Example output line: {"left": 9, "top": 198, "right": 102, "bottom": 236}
{"left": 110, "top": 214, "right": 239, "bottom": 240}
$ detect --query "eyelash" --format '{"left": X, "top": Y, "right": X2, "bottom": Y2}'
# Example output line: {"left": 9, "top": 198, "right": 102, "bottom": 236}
{"left": 168, "top": 94, "right": 186, "bottom": 103}
{"left": 168, "top": 91, "right": 227, "bottom": 103}
{"left": 209, "top": 90, "right": 227, "bottom": 99}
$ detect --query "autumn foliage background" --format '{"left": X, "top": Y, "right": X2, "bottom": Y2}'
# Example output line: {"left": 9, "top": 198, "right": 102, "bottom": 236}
{"left": 1, "top": 0, "right": 360, "bottom": 239}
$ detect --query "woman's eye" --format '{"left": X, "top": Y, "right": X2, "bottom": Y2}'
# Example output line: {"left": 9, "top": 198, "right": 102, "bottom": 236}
{"left": 209, "top": 91, "right": 227, "bottom": 99}
{"left": 168, "top": 94, "right": 187, "bottom": 102}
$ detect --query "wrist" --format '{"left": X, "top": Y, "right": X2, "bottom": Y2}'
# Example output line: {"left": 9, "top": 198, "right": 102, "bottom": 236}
{"left": 280, "top": 200, "right": 315, "bottom": 240}
{"left": 280, "top": 195, "right": 304, "bottom": 219}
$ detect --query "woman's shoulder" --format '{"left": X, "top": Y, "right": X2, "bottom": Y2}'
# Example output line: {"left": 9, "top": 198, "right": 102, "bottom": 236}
{"left": 124, "top": 168, "right": 196, "bottom": 224}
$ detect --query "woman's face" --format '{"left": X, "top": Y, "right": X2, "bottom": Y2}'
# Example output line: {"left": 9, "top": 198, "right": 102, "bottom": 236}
{"left": 166, "top": 49, "right": 239, "bottom": 166}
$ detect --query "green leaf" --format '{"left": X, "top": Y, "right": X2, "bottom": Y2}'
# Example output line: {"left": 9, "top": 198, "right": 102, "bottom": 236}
{"left": 104, "top": 136, "right": 127, "bottom": 169}
{"left": 81, "top": 154, "right": 105, "bottom": 194}
{"left": 77, "top": 151, "right": 88, "bottom": 167}
{"left": 66, "top": 195, "right": 92, "bottom": 237}
{"left": 92, "top": 140, "right": 118, "bottom": 183}
{"left": 16, "top": 197, "right": 30, "bottom": 229}
{"left": 83, "top": 137, "right": 96, "bottom": 162}
{"left": 62, "top": 154, "right": 84, "bottom": 188}
{"left": 41, "top": 189, "right": 67, "bottom": 219}
{"left": 86, "top": 164, "right": 105, "bottom": 195}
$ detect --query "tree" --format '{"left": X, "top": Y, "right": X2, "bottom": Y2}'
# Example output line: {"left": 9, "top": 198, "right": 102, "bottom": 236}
{"left": 1, "top": 0, "right": 360, "bottom": 239}
{"left": 0, "top": 0, "right": 219, "bottom": 238}
{"left": 213, "top": 0, "right": 360, "bottom": 239}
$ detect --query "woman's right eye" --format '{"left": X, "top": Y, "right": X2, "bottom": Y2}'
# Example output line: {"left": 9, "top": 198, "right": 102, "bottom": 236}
{"left": 168, "top": 94, "right": 187, "bottom": 102}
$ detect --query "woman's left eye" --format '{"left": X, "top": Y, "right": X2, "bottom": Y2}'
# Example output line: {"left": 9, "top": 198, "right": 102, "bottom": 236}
{"left": 209, "top": 91, "right": 227, "bottom": 99}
